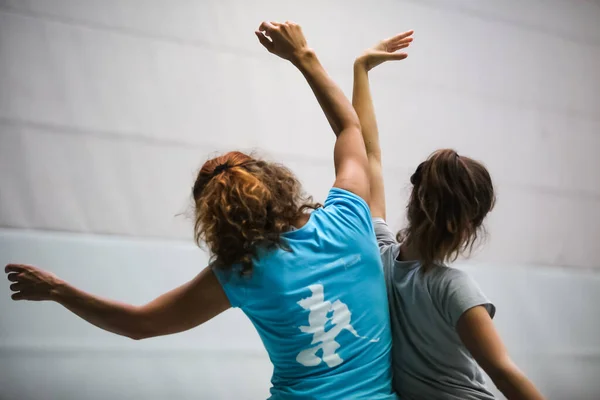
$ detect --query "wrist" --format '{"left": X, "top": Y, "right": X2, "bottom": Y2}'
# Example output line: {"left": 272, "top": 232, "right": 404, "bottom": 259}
{"left": 50, "top": 279, "right": 70, "bottom": 302}
{"left": 291, "top": 48, "right": 317, "bottom": 70}
{"left": 354, "top": 56, "right": 366, "bottom": 67}
{"left": 354, "top": 56, "right": 371, "bottom": 72}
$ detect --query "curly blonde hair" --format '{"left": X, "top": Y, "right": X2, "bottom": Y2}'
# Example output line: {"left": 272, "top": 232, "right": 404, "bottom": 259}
{"left": 192, "top": 151, "right": 321, "bottom": 275}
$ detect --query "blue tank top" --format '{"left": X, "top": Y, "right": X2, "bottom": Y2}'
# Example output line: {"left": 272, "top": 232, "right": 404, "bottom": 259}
{"left": 214, "top": 188, "right": 397, "bottom": 399}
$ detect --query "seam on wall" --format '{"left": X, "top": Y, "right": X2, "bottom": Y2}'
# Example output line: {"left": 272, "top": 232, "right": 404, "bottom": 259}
{"left": 1, "top": 8, "right": 599, "bottom": 125}
{"left": 406, "top": 0, "right": 600, "bottom": 47}
{"left": 0, "top": 7, "right": 600, "bottom": 122}
{"left": 0, "top": 343, "right": 267, "bottom": 356}
{"left": 0, "top": 226, "right": 196, "bottom": 246}
{"left": 2, "top": 228, "right": 600, "bottom": 271}
{"left": 2, "top": 117, "right": 600, "bottom": 204}
{"left": 0, "top": 6, "right": 264, "bottom": 60}
{"left": 459, "top": 259, "right": 600, "bottom": 274}
{"left": 1, "top": 343, "right": 599, "bottom": 359}
{"left": 1, "top": 0, "right": 599, "bottom": 48}
{"left": 0, "top": 117, "right": 334, "bottom": 169}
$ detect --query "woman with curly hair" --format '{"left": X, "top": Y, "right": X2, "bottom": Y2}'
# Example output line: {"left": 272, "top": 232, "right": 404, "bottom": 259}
{"left": 5, "top": 21, "right": 397, "bottom": 400}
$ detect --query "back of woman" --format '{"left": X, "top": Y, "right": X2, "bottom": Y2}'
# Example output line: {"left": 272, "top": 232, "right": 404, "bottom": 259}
{"left": 216, "top": 187, "right": 394, "bottom": 399}
{"left": 194, "top": 22, "right": 397, "bottom": 399}
{"left": 352, "top": 31, "right": 546, "bottom": 400}
{"left": 376, "top": 218, "right": 495, "bottom": 400}
{"left": 3, "top": 21, "right": 397, "bottom": 400}
{"left": 371, "top": 148, "right": 497, "bottom": 400}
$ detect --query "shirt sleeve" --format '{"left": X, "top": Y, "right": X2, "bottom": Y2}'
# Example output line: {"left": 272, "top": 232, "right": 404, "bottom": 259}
{"left": 323, "top": 187, "right": 373, "bottom": 234}
{"left": 372, "top": 218, "right": 401, "bottom": 278}
{"left": 372, "top": 218, "right": 398, "bottom": 249}
{"left": 437, "top": 268, "right": 496, "bottom": 327}
{"left": 211, "top": 266, "right": 246, "bottom": 309}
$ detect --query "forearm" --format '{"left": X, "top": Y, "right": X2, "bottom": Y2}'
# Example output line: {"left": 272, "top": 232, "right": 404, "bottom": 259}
{"left": 352, "top": 61, "right": 381, "bottom": 158}
{"left": 491, "top": 367, "right": 545, "bottom": 400}
{"left": 293, "top": 49, "right": 360, "bottom": 136}
{"left": 53, "top": 282, "right": 146, "bottom": 340}
{"left": 352, "top": 60, "right": 386, "bottom": 218}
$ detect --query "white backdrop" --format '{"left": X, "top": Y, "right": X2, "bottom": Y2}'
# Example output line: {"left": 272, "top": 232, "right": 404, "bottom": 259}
{"left": 1, "top": 0, "right": 599, "bottom": 399}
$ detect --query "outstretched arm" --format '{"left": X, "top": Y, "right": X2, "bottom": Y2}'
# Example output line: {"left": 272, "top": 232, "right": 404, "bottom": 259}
{"left": 352, "top": 31, "right": 413, "bottom": 219}
{"left": 255, "top": 21, "right": 369, "bottom": 201}
{"left": 458, "top": 306, "right": 546, "bottom": 400}
{"left": 6, "top": 264, "right": 230, "bottom": 340}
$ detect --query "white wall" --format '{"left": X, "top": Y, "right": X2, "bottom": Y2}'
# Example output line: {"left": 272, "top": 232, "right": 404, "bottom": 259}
{"left": 1, "top": 0, "right": 599, "bottom": 399}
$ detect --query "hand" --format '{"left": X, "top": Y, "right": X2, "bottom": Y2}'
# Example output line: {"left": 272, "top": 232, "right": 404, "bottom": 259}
{"left": 355, "top": 30, "right": 414, "bottom": 71}
{"left": 5, "top": 264, "right": 64, "bottom": 301}
{"left": 255, "top": 21, "right": 311, "bottom": 63}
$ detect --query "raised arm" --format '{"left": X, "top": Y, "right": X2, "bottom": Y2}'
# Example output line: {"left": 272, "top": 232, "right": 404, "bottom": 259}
{"left": 352, "top": 31, "right": 413, "bottom": 219}
{"left": 5, "top": 263, "right": 230, "bottom": 340}
{"left": 255, "top": 21, "right": 369, "bottom": 201}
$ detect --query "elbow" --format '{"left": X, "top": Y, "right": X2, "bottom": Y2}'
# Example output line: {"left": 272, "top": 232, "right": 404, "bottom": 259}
{"left": 124, "top": 313, "right": 156, "bottom": 341}
{"left": 127, "top": 332, "right": 148, "bottom": 341}
{"left": 484, "top": 360, "right": 520, "bottom": 384}
{"left": 336, "top": 120, "right": 360, "bottom": 139}
{"left": 127, "top": 329, "right": 159, "bottom": 341}
{"left": 126, "top": 322, "right": 159, "bottom": 340}
{"left": 338, "top": 119, "right": 360, "bottom": 136}
{"left": 367, "top": 149, "right": 382, "bottom": 162}
{"left": 349, "top": 120, "right": 361, "bottom": 133}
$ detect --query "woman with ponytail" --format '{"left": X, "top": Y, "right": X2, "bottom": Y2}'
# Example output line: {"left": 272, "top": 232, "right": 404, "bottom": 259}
{"left": 352, "top": 30, "right": 545, "bottom": 400}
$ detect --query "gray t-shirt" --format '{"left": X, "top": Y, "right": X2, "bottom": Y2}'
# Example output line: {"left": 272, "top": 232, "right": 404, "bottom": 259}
{"left": 373, "top": 218, "right": 496, "bottom": 400}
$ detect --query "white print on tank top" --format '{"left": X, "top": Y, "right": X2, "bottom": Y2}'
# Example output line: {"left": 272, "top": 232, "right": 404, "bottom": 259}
{"left": 296, "top": 284, "right": 379, "bottom": 368}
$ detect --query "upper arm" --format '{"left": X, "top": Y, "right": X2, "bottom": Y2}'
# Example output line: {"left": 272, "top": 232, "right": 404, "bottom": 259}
{"left": 438, "top": 269, "right": 495, "bottom": 327}
{"left": 372, "top": 217, "right": 397, "bottom": 249}
{"left": 333, "top": 125, "right": 371, "bottom": 203}
{"left": 137, "top": 267, "right": 231, "bottom": 338}
{"left": 457, "top": 306, "right": 513, "bottom": 378}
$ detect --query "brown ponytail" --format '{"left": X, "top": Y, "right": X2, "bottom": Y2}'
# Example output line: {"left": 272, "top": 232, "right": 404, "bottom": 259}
{"left": 192, "top": 151, "right": 321, "bottom": 275}
{"left": 398, "top": 149, "right": 495, "bottom": 270}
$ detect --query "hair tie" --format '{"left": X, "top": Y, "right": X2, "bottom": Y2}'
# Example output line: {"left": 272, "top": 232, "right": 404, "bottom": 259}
{"left": 213, "top": 163, "right": 231, "bottom": 176}
{"left": 410, "top": 162, "right": 425, "bottom": 186}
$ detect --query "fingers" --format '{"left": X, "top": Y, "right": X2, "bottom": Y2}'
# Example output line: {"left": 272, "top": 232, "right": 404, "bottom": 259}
{"left": 388, "top": 31, "right": 414, "bottom": 49}
{"left": 6, "top": 264, "right": 32, "bottom": 283}
{"left": 5, "top": 263, "right": 50, "bottom": 302}
{"left": 258, "top": 21, "right": 278, "bottom": 33}
{"left": 256, "top": 20, "right": 283, "bottom": 51}
{"left": 7, "top": 272, "right": 22, "bottom": 282}
{"left": 258, "top": 20, "right": 298, "bottom": 35}
{"left": 8, "top": 279, "right": 30, "bottom": 301}
{"left": 389, "top": 30, "right": 414, "bottom": 42}
{"left": 11, "top": 290, "right": 44, "bottom": 301}
{"left": 389, "top": 42, "right": 411, "bottom": 52}
{"left": 386, "top": 52, "right": 409, "bottom": 61}
{"left": 255, "top": 30, "right": 274, "bottom": 51}
{"left": 11, "top": 292, "right": 27, "bottom": 301}
{"left": 394, "top": 37, "right": 413, "bottom": 45}
{"left": 5, "top": 264, "right": 27, "bottom": 274}
{"left": 389, "top": 37, "right": 413, "bottom": 49}
{"left": 10, "top": 282, "right": 27, "bottom": 291}
{"left": 7, "top": 277, "right": 42, "bottom": 302}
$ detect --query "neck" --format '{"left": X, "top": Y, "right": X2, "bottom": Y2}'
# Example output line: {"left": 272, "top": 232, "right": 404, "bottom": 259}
{"left": 398, "top": 241, "right": 421, "bottom": 262}
{"left": 292, "top": 213, "right": 310, "bottom": 230}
